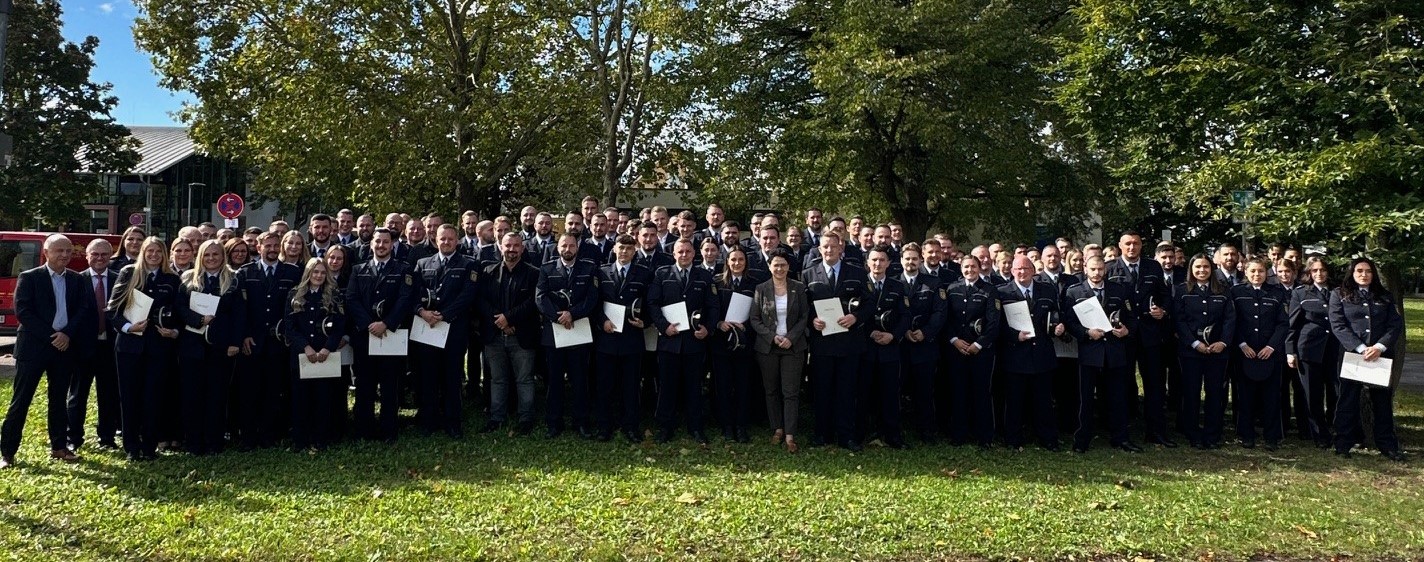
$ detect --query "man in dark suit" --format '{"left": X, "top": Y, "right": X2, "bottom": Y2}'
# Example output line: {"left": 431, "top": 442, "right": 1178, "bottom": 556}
{"left": 67, "top": 238, "right": 121, "bottom": 451}
{"left": 1213, "top": 243, "right": 1244, "bottom": 287}
{"left": 648, "top": 238, "right": 717, "bottom": 444}
{"left": 234, "top": 232, "right": 303, "bottom": 447}
{"left": 634, "top": 221, "right": 673, "bottom": 271}
{"left": 802, "top": 231, "right": 875, "bottom": 451}
{"left": 411, "top": 225, "right": 480, "bottom": 438}
{"left": 2, "top": 235, "right": 93, "bottom": 468}
{"left": 477, "top": 232, "right": 542, "bottom": 434}
{"left": 594, "top": 235, "right": 654, "bottom": 442}
{"left": 1063, "top": 255, "right": 1141, "bottom": 453}
{"left": 1105, "top": 230, "right": 1176, "bottom": 447}
{"left": 897, "top": 243, "right": 947, "bottom": 444}
{"left": 997, "top": 256, "right": 1064, "bottom": 451}
{"left": 346, "top": 228, "right": 414, "bottom": 441}
{"left": 859, "top": 245, "right": 910, "bottom": 448}
{"left": 537, "top": 233, "right": 600, "bottom": 439}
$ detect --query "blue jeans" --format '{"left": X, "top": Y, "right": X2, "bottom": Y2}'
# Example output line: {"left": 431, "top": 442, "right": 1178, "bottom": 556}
{"left": 485, "top": 334, "right": 536, "bottom": 423}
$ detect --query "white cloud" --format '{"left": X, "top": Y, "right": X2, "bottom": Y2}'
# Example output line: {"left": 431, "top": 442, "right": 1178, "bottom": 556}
{"left": 99, "top": 3, "right": 115, "bottom": 13}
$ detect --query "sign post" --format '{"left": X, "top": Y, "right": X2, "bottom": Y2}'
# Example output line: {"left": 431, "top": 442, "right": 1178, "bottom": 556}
{"left": 1231, "top": 190, "right": 1258, "bottom": 254}
{"left": 216, "top": 192, "right": 245, "bottom": 229}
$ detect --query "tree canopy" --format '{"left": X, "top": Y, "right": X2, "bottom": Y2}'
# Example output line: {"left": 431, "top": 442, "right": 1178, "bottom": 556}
{"left": 0, "top": 0, "right": 138, "bottom": 228}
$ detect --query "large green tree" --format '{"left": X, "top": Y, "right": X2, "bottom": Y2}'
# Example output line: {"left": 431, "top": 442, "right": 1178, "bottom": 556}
{"left": 1058, "top": 0, "right": 1424, "bottom": 286}
{"left": 0, "top": 0, "right": 138, "bottom": 228}
{"left": 681, "top": 0, "right": 1105, "bottom": 241}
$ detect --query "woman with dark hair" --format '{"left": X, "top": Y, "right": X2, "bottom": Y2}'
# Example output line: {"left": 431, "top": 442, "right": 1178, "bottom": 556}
{"left": 1173, "top": 254, "right": 1235, "bottom": 449}
{"left": 748, "top": 250, "right": 808, "bottom": 453}
{"left": 1328, "top": 257, "right": 1405, "bottom": 460}
{"left": 709, "top": 246, "right": 765, "bottom": 443}
{"left": 176, "top": 239, "right": 245, "bottom": 455}
{"left": 284, "top": 258, "right": 345, "bottom": 451}
{"left": 112, "top": 226, "right": 146, "bottom": 271}
{"left": 108, "top": 237, "right": 182, "bottom": 461}
{"left": 224, "top": 238, "right": 251, "bottom": 268}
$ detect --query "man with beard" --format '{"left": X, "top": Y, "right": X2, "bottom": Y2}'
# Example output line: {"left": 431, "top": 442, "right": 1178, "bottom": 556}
{"left": 537, "top": 233, "right": 600, "bottom": 439}
{"left": 410, "top": 225, "right": 479, "bottom": 438}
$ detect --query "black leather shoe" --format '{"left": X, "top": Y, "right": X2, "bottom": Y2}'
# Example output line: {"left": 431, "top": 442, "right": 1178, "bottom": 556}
{"left": 596, "top": 431, "right": 613, "bottom": 442}
{"left": 515, "top": 421, "right": 534, "bottom": 436}
{"left": 544, "top": 427, "right": 562, "bottom": 439}
{"left": 1072, "top": 445, "right": 1089, "bottom": 454}
{"left": 1334, "top": 449, "right": 1352, "bottom": 458}
{"left": 885, "top": 439, "right": 906, "bottom": 450}
{"left": 1264, "top": 440, "right": 1279, "bottom": 451}
{"left": 622, "top": 430, "right": 643, "bottom": 444}
{"left": 734, "top": 428, "right": 750, "bottom": 443}
{"left": 1147, "top": 434, "right": 1179, "bottom": 448}
{"left": 1041, "top": 442, "right": 1062, "bottom": 453}
{"left": 842, "top": 440, "right": 863, "bottom": 452}
{"left": 721, "top": 429, "right": 736, "bottom": 442}
{"left": 654, "top": 430, "right": 674, "bottom": 444}
{"left": 1240, "top": 439, "right": 1256, "bottom": 449}
{"left": 479, "top": 421, "right": 500, "bottom": 434}
{"left": 1115, "top": 441, "right": 1143, "bottom": 453}
{"left": 96, "top": 439, "right": 119, "bottom": 450}
{"left": 1191, "top": 440, "right": 1207, "bottom": 450}
{"left": 577, "top": 426, "right": 595, "bottom": 440}
{"left": 809, "top": 435, "right": 829, "bottom": 448}
{"left": 692, "top": 431, "right": 710, "bottom": 445}
{"left": 1383, "top": 450, "right": 1407, "bottom": 462}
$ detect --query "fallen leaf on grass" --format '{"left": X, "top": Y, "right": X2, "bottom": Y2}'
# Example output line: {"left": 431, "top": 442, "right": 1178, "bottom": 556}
{"left": 182, "top": 507, "right": 197, "bottom": 526}
{"left": 674, "top": 492, "right": 702, "bottom": 505}
{"left": 940, "top": 469, "right": 959, "bottom": 479}
{"left": 1294, "top": 524, "right": 1319, "bottom": 540}
{"left": 1116, "top": 479, "right": 1137, "bottom": 490}
{"left": 611, "top": 497, "right": 631, "bottom": 506}
{"left": 371, "top": 489, "right": 384, "bottom": 499}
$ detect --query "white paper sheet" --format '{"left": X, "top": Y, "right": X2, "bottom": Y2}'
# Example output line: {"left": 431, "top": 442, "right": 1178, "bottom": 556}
{"left": 813, "top": 298, "right": 848, "bottom": 335}
{"left": 1340, "top": 353, "right": 1393, "bottom": 387}
{"left": 725, "top": 292, "right": 753, "bottom": 324}
{"left": 1072, "top": 297, "right": 1114, "bottom": 332}
{"left": 123, "top": 290, "right": 154, "bottom": 325}
{"left": 1004, "top": 300, "right": 1036, "bottom": 337}
{"left": 188, "top": 291, "right": 220, "bottom": 316}
{"left": 184, "top": 325, "right": 209, "bottom": 337}
{"left": 660, "top": 302, "right": 691, "bottom": 334}
{"left": 410, "top": 320, "right": 450, "bottom": 348}
{"left": 369, "top": 329, "right": 409, "bottom": 356}
{"left": 552, "top": 317, "right": 594, "bottom": 348}
{"left": 298, "top": 354, "right": 342, "bottom": 379}
{"left": 603, "top": 302, "right": 627, "bottom": 333}
{"left": 643, "top": 327, "right": 658, "bottom": 351}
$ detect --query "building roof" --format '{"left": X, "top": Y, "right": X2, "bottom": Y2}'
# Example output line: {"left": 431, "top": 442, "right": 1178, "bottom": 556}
{"left": 126, "top": 126, "right": 198, "bottom": 175}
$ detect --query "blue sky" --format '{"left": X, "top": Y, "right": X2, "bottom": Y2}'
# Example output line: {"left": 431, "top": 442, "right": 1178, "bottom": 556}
{"left": 60, "top": 0, "right": 189, "bottom": 126}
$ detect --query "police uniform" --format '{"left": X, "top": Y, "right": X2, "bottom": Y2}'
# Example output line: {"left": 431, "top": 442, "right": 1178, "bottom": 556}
{"left": 109, "top": 265, "right": 183, "bottom": 459}
{"left": 1035, "top": 268, "right": 1080, "bottom": 432}
{"left": 1105, "top": 257, "right": 1174, "bottom": 445}
{"left": 858, "top": 276, "right": 911, "bottom": 448}
{"left": 345, "top": 257, "right": 414, "bottom": 441}
{"left": 944, "top": 276, "right": 1001, "bottom": 447}
{"left": 1286, "top": 283, "right": 1341, "bottom": 447}
{"left": 898, "top": 272, "right": 947, "bottom": 443}
{"left": 411, "top": 252, "right": 479, "bottom": 437}
{"left": 405, "top": 240, "right": 438, "bottom": 268}
{"left": 176, "top": 270, "right": 246, "bottom": 455}
{"left": 649, "top": 263, "right": 717, "bottom": 443}
{"left": 1327, "top": 287, "right": 1404, "bottom": 458}
{"left": 1229, "top": 282, "right": 1288, "bottom": 448}
{"left": 1062, "top": 280, "right": 1137, "bottom": 452}
{"left": 594, "top": 260, "right": 654, "bottom": 442}
{"left": 1173, "top": 281, "right": 1235, "bottom": 448}
{"left": 996, "top": 280, "right": 1062, "bottom": 450}
{"left": 235, "top": 260, "right": 303, "bottom": 447}
{"left": 802, "top": 259, "right": 875, "bottom": 450}
{"left": 709, "top": 269, "right": 766, "bottom": 443}
{"left": 283, "top": 287, "right": 344, "bottom": 449}
{"left": 536, "top": 258, "right": 600, "bottom": 438}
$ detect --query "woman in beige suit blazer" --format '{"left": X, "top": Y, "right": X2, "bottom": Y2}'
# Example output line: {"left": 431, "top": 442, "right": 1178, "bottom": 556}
{"left": 748, "top": 251, "right": 808, "bottom": 452}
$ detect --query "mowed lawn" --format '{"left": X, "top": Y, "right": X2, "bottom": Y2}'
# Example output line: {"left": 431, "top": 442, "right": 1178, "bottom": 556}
{"left": 1404, "top": 297, "right": 1422, "bottom": 353}
{"left": 0, "top": 376, "right": 1422, "bottom": 561}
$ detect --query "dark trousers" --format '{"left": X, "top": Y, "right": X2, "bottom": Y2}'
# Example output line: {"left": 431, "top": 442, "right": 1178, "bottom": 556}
{"left": 1002, "top": 369, "right": 1057, "bottom": 448}
{"left": 655, "top": 351, "right": 706, "bottom": 434}
{"left": 466, "top": 326, "right": 484, "bottom": 400}
{"left": 1334, "top": 378, "right": 1398, "bottom": 453}
{"left": 1179, "top": 354, "right": 1228, "bottom": 445}
{"left": 1053, "top": 358, "right": 1080, "bottom": 434}
{"left": 860, "top": 358, "right": 903, "bottom": 444}
{"left": 1073, "top": 364, "right": 1129, "bottom": 450}
{"left": 116, "top": 349, "right": 167, "bottom": 456}
{"left": 711, "top": 351, "right": 753, "bottom": 432}
{"left": 949, "top": 351, "right": 995, "bottom": 446}
{"left": 415, "top": 340, "right": 467, "bottom": 435}
{"left": 180, "top": 348, "right": 233, "bottom": 454}
{"left": 354, "top": 353, "right": 403, "bottom": 440}
{"left": 1299, "top": 357, "right": 1340, "bottom": 445}
{"left": 2, "top": 347, "right": 75, "bottom": 456}
{"left": 904, "top": 359, "right": 938, "bottom": 440}
{"left": 236, "top": 337, "right": 288, "bottom": 446}
{"left": 1280, "top": 365, "right": 1311, "bottom": 437}
{"left": 810, "top": 354, "right": 858, "bottom": 445}
{"left": 1129, "top": 342, "right": 1169, "bottom": 437}
{"left": 600, "top": 352, "right": 640, "bottom": 435}
{"left": 545, "top": 345, "right": 592, "bottom": 431}
{"left": 68, "top": 339, "right": 119, "bottom": 447}
{"left": 1234, "top": 371, "right": 1282, "bottom": 444}
{"left": 289, "top": 358, "right": 340, "bottom": 448}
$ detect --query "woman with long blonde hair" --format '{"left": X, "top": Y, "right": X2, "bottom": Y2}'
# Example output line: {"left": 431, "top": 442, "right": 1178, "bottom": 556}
{"left": 280, "top": 230, "right": 310, "bottom": 266}
{"left": 283, "top": 258, "right": 345, "bottom": 451}
{"left": 107, "top": 236, "right": 182, "bottom": 461}
{"left": 169, "top": 238, "right": 195, "bottom": 275}
{"left": 176, "top": 240, "right": 244, "bottom": 455}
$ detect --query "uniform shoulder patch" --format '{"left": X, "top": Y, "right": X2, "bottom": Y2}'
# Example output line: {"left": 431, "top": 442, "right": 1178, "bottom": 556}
{"left": 904, "top": 296, "right": 911, "bottom": 307}
{"left": 469, "top": 270, "right": 478, "bottom": 282}
{"left": 995, "top": 299, "right": 1002, "bottom": 310}
{"left": 405, "top": 274, "right": 413, "bottom": 286}
{"left": 593, "top": 276, "right": 600, "bottom": 287}
{"left": 939, "top": 288, "right": 947, "bottom": 299}
{"left": 711, "top": 284, "right": 718, "bottom": 295}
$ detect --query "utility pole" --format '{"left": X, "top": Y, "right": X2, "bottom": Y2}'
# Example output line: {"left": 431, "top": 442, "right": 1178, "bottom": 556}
{"left": 0, "top": 0, "right": 15, "bottom": 168}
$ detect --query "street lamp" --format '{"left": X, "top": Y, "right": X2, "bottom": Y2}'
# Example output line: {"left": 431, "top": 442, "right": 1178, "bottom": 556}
{"left": 187, "top": 182, "right": 206, "bottom": 226}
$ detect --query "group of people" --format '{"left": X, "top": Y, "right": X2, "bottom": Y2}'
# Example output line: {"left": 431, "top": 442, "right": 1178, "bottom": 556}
{"left": 0, "top": 198, "right": 1407, "bottom": 468}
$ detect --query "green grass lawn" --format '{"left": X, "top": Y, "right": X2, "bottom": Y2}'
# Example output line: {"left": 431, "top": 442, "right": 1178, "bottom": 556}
{"left": 1404, "top": 297, "right": 1423, "bottom": 354}
{"left": 2, "top": 379, "right": 1423, "bottom": 561}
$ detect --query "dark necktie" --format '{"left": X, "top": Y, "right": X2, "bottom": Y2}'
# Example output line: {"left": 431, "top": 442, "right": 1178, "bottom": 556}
{"left": 1094, "top": 287, "right": 1104, "bottom": 303}
{"left": 316, "top": 247, "right": 326, "bottom": 258}
{"left": 875, "top": 280, "right": 883, "bottom": 294}
{"left": 732, "top": 277, "right": 739, "bottom": 291}
{"left": 149, "top": 271, "right": 158, "bottom": 283}
{"left": 828, "top": 267, "right": 837, "bottom": 291}
{"left": 94, "top": 276, "right": 107, "bottom": 333}
{"left": 375, "top": 261, "right": 384, "bottom": 277}
{"left": 206, "top": 274, "right": 218, "bottom": 293}
{"left": 1129, "top": 263, "right": 1139, "bottom": 284}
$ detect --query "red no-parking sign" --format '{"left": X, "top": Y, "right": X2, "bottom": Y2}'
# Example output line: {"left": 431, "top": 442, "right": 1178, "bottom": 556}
{"left": 216, "top": 192, "right": 245, "bottom": 219}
